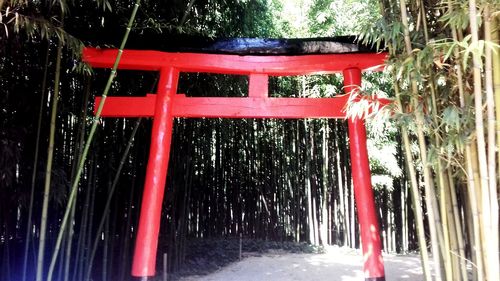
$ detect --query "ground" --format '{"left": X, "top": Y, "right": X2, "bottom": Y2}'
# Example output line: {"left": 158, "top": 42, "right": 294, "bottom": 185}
{"left": 180, "top": 246, "right": 430, "bottom": 281}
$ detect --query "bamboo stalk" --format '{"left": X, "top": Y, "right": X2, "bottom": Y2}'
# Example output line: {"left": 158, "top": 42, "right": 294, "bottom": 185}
{"left": 419, "top": 3, "right": 457, "bottom": 277}
{"left": 398, "top": 0, "right": 444, "bottom": 279}
{"left": 463, "top": 187, "right": 477, "bottom": 281}
{"left": 22, "top": 41, "right": 50, "bottom": 281}
{"left": 439, "top": 169, "right": 454, "bottom": 281}
{"left": 469, "top": 142, "right": 485, "bottom": 280}
{"left": 320, "top": 122, "right": 329, "bottom": 246}
{"left": 72, "top": 155, "right": 93, "bottom": 281}
{"left": 179, "top": 0, "right": 196, "bottom": 27}
{"left": 46, "top": 1, "right": 142, "bottom": 279}
{"left": 442, "top": 171, "right": 461, "bottom": 281}
{"left": 483, "top": 6, "right": 500, "bottom": 281}
{"left": 468, "top": 1, "right": 495, "bottom": 280}
{"left": 163, "top": 252, "right": 168, "bottom": 281}
{"left": 394, "top": 86, "right": 432, "bottom": 281}
{"left": 447, "top": 0, "right": 485, "bottom": 277}
{"left": 83, "top": 166, "right": 97, "bottom": 280}
{"left": 102, "top": 207, "right": 109, "bottom": 281}
{"left": 84, "top": 118, "right": 142, "bottom": 280}
{"left": 65, "top": 75, "right": 91, "bottom": 281}
{"left": 447, "top": 170, "right": 468, "bottom": 281}
{"left": 117, "top": 171, "right": 135, "bottom": 281}
{"left": 493, "top": 14, "right": 500, "bottom": 181}
{"left": 491, "top": 12, "right": 500, "bottom": 278}
{"left": 63, "top": 191, "right": 77, "bottom": 281}
{"left": 402, "top": 180, "right": 408, "bottom": 253}
{"left": 35, "top": 35, "right": 63, "bottom": 281}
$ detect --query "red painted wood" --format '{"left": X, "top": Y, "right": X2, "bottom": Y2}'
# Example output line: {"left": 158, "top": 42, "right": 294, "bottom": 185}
{"left": 171, "top": 94, "right": 350, "bottom": 118}
{"left": 96, "top": 94, "right": 391, "bottom": 119}
{"left": 83, "top": 48, "right": 386, "bottom": 75}
{"left": 131, "top": 67, "right": 178, "bottom": 277}
{"left": 95, "top": 94, "right": 156, "bottom": 117}
{"left": 248, "top": 74, "right": 268, "bottom": 98}
{"left": 344, "top": 68, "right": 385, "bottom": 279}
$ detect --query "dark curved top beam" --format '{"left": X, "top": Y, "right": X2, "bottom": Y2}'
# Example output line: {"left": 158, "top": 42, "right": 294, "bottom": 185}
{"left": 100, "top": 35, "right": 380, "bottom": 55}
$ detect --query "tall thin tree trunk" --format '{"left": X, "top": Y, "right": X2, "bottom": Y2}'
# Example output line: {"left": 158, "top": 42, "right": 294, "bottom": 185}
{"left": 102, "top": 207, "right": 110, "bottom": 281}
{"left": 447, "top": 170, "right": 468, "bottom": 281}
{"left": 483, "top": 6, "right": 499, "bottom": 281}
{"left": 394, "top": 94, "right": 432, "bottom": 281}
{"left": 36, "top": 37, "right": 63, "bottom": 281}
{"left": 73, "top": 155, "right": 94, "bottom": 281}
{"left": 467, "top": 143, "right": 485, "bottom": 280}
{"left": 468, "top": 1, "right": 496, "bottom": 280}
{"left": 398, "top": 1, "right": 444, "bottom": 279}
{"left": 320, "top": 122, "right": 329, "bottom": 245}
{"left": 22, "top": 40, "right": 50, "bottom": 281}
{"left": 336, "top": 147, "right": 347, "bottom": 246}
{"left": 65, "top": 75, "right": 91, "bottom": 281}
{"left": 493, "top": 16, "right": 500, "bottom": 181}
{"left": 118, "top": 169, "right": 136, "bottom": 281}
{"left": 83, "top": 164, "right": 97, "bottom": 281}
{"left": 448, "top": 1, "right": 485, "bottom": 277}
{"left": 63, "top": 193, "right": 77, "bottom": 281}
{"left": 85, "top": 118, "right": 141, "bottom": 280}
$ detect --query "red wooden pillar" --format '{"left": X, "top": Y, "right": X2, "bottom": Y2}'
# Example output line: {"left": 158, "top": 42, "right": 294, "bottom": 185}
{"left": 132, "top": 67, "right": 179, "bottom": 277}
{"left": 344, "top": 68, "right": 385, "bottom": 281}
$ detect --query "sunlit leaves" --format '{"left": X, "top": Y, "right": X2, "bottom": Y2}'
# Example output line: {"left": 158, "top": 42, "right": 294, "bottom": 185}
{"left": 441, "top": 106, "right": 461, "bottom": 132}
{"left": 308, "top": 0, "right": 381, "bottom": 36}
{"left": 359, "top": 14, "right": 406, "bottom": 52}
{"left": 438, "top": 0, "right": 470, "bottom": 30}
{"left": 432, "top": 36, "right": 500, "bottom": 71}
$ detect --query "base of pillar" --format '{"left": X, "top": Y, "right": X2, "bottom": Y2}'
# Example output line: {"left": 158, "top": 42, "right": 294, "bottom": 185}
{"left": 366, "top": 277, "right": 385, "bottom": 281}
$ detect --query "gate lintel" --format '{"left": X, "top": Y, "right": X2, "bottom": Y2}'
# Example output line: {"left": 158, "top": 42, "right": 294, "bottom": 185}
{"left": 83, "top": 42, "right": 388, "bottom": 281}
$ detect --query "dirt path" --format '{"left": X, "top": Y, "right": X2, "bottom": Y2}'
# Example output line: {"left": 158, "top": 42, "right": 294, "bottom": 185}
{"left": 180, "top": 246, "right": 430, "bottom": 281}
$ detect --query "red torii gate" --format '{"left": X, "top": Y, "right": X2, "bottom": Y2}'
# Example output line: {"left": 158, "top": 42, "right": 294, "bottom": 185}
{"left": 83, "top": 46, "right": 388, "bottom": 281}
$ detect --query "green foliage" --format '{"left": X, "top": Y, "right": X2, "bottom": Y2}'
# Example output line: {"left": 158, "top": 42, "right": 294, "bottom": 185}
{"left": 438, "top": 0, "right": 470, "bottom": 30}
{"left": 308, "top": 0, "right": 381, "bottom": 36}
{"left": 362, "top": 0, "right": 500, "bottom": 278}
{"left": 0, "top": 1, "right": 83, "bottom": 58}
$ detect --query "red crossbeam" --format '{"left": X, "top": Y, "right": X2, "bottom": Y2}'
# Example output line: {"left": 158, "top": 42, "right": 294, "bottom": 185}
{"left": 172, "top": 95, "right": 348, "bottom": 118}
{"left": 83, "top": 47, "right": 386, "bottom": 75}
{"left": 95, "top": 94, "right": 390, "bottom": 119}
{"left": 95, "top": 94, "right": 157, "bottom": 117}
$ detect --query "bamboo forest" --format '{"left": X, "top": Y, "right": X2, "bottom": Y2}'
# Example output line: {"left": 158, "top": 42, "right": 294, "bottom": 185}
{"left": 0, "top": 0, "right": 499, "bottom": 281}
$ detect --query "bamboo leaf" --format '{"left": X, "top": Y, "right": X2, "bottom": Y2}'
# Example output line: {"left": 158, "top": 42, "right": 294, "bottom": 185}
{"left": 443, "top": 42, "right": 456, "bottom": 61}
{"left": 442, "top": 106, "right": 461, "bottom": 132}
{"left": 463, "top": 42, "right": 474, "bottom": 69}
{"left": 105, "top": 1, "right": 112, "bottom": 12}
{"left": 14, "top": 11, "right": 18, "bottom": 31}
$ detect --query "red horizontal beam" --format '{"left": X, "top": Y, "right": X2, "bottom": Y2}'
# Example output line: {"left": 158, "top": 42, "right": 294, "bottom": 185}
{"left": 83, "top": 48, "right": 387, "bottom": 75}
{"left": 95, "top": 94, "right": 156, "bottom": 117}
{"left": 171, "top": 94, "right": 350, "bottom": 118}
{"left": 95, "top": 94, "right": 391, "bottom": 119}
